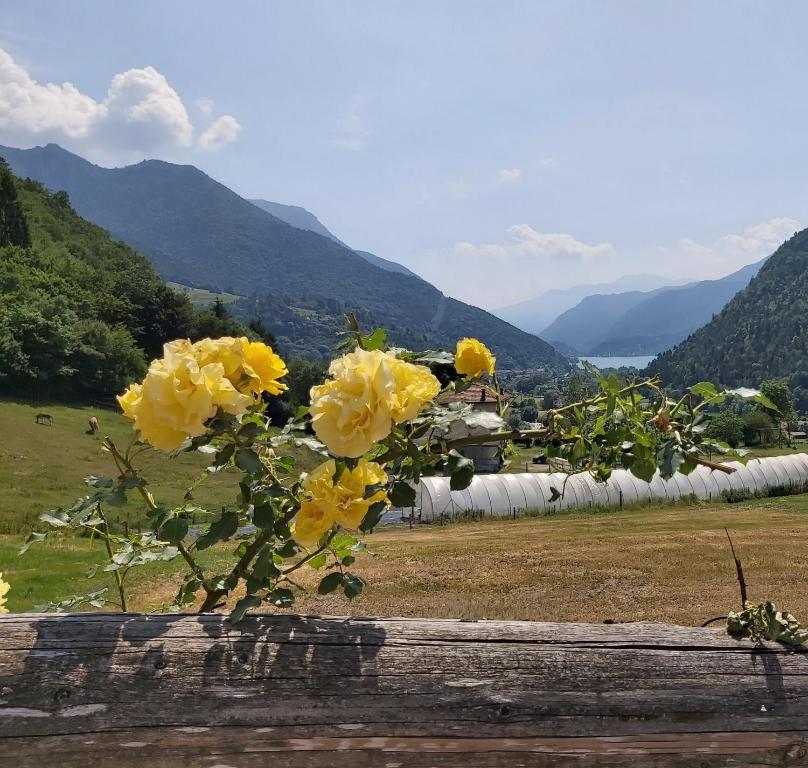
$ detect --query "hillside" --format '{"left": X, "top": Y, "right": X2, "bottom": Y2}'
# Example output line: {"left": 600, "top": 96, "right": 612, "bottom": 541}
{"left": 540, "top": 259, "right": 764, "bottom": 356}
{"left": 541, "top": 289, "right": 667, "bottom": 354}
{"left": 2, "top": 143, "right": 568, "bottom": 371}
{"left": 495, "top": 274, "right": 683, "bottom": 335}
{"left": 249, "top": 198, "right": 418, "bottom": 277}
{"left": 0, "top": 163, "right": 206, "bottom": 400}
{"left": 589, "top": 259, "right": 764, "bottom": 355}
{"left": 648, "top": 228, "right": 808, "bottom": 408}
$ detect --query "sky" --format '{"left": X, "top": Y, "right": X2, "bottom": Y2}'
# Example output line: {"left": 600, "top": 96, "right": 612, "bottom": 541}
{"left": 1, "top": 1, "right": 807, "bottom": 310}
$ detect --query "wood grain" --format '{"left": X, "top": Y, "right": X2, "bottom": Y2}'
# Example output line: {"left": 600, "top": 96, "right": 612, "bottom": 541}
{"left": 1, "top": 613, "right": 807, "bottom": 766}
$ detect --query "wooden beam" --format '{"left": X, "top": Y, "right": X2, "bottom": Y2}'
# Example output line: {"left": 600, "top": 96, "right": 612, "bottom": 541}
{"left": 1, "top": 613, "right": 807, "bottom": 766}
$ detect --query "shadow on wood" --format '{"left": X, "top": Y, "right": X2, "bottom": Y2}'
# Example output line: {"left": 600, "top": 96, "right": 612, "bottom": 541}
{"left": 1, "top": 613, "right": 807, "bottom": 766}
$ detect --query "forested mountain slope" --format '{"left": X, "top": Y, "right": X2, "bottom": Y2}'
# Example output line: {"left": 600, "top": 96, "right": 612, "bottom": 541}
{"left": 0, "top": 163, "right": 207, "bottom": 399}
{"left": 2, "top": 143, "right": 568, "bottom": 371}
{"left": 648, "top": 228, "right": 808, "bottom": 408}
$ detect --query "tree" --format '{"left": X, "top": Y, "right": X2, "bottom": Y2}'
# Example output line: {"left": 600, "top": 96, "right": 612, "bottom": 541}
{"left": 0, "top": 161, "right": 31, "bottom": 248}
{"left": 705, "top": 410, "right": 745, "bottom": 448}
{"left": 563, "top": 372, "right": 587, "bottom": 406}
{"left": 760, "top": 378, "right": 795, "bottom": 424}
{"left": 520, "top": 402, "right": 538, "bottom": 423}
{"left": 742, "top": 410, "right": 775, "bottom": 446}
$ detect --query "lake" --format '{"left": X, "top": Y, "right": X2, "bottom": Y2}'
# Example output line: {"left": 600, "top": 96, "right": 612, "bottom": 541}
{"left": 578, "top": 355, "right": 656, "bottom": 370}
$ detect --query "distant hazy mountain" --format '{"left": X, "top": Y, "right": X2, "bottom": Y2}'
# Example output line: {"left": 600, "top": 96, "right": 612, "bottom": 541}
{"left": 542, "top": 288, "right": 671, "bottom": 355}
{"left": 589, "top": 260, "right": 764, "bottom": 355}
{"left": 1, "top": 143, "right": 569, "bottom": 371}
{"left": 250, "top": 199, "right": 419, "bottom": 278}
{"left": 495, "top": 274, "right": 686, "bottom": 335}
{"left": 648, "top": 228, "right": 808, "bottom": 408}
{"left": 542, "top": 259, "right": 765, "bottom": 356}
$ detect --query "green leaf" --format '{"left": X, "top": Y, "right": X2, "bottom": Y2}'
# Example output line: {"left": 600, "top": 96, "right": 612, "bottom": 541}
{"left": 252, "top": 503, "right": 275, "bottom": 529}
{"left": 276, "top": 540, "right": 299, "bottom": 559}
{"left": 317, "top": 572, "right": 343, "bottom": 595}
{"left": 39, "top": 509, "right": 70, "bottom": 527}
{"left": 19, "top": 531, "right": 47, "bottom": 555}
{"left": 389, "top": 482, "right": 416, "bottom": 507}
{"left": 689, "top": 381, "right": 718, "bottom": 399}
{"left": 342, "top": 573, "right": 365, "bottom": 600}
{"left": 629, "top": 456, "right": 656, "bottom": 483}
{"left": 161, "top": 517, "right": 189, "bottom": 545}
{"left": 362, "top": 328, "right": 387, "bottom": 351}
{"left": 207, "top": 443, "right": 235, "bottom": 473}
{"left": 235, "top": 448, "right": 263, "bottom": 475}
{"left": 307, "top": 552, "right": 328, "bottom": 570}
{"left": 84, "top": 475, "right": 113, "bottom": 488}
{"left": 195, "top": 511, "right": 239, "bottom": 550}
{"left": 359, "top": 500, "right": 388, "bottom": 532}
{"left": 230, "top": 594, "right": 262, "bottom": 623}
{"left": 446, "top": 449, "right": 474, "bottom": 491}
{"left": 268, "top": 587, "right": 295, "bottom": 607}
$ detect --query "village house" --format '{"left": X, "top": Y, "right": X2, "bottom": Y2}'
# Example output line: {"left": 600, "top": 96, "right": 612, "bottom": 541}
{"left": 439, "top": 382, "right": 509, "bottom": 473}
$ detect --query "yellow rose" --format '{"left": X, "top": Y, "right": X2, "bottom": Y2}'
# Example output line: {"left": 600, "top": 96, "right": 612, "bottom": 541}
{"left": 309, "top": 348, "right": 397, "bottom": 458}
{"left": 455, "top": 337, "right": 496, "bottom": 378}
{"left": 192, "top": 337, "right": 244, "bottom": 380}
{"left": 310, "top": 348, "right": 441, "bottom": 458}
{"left": 389, "top": 357, "right": 442, "bottom": 422}
{"left": 193, "top": 336, "right": 288, "bottom": 397}
{"left": 241, "top": 340, "right": 288, "bottom": 396}
{"left": 0, "top": 572, "right": 9, "bottom": 613}
{"left": 293, "top": 459, "right": 388, "bottom": 546}
{"left": 117, "top": 340, "right": 250, "bottom": 451}
{"left": 292, "top": 500, "right": 335, "bottom": 548}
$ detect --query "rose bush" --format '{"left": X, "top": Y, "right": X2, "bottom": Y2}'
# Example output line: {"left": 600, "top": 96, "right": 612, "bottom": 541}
{"left": 21, "top": 321, "right": 768, "bottom": 620}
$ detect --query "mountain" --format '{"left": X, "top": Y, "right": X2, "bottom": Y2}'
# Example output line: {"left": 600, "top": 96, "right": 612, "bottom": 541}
{"left": 1, "top": 143, "right": 569, "bottom": 372}
{"left": 539, "top": 259, "right": 765, "bottom": 357}
{"left": 494, "top": 274, "right": 685, "bottom": 335}
{"left": 541, "top": 288, "right": 671, "bottom": 355}
{"left": 249, "top": 198, "right": 419, "bottom": 278}
{"left": 589, "top": 259, "right": 764, "bottom": 355}
{"left": 648, "top": 228, "right": 808, "bottom": 409}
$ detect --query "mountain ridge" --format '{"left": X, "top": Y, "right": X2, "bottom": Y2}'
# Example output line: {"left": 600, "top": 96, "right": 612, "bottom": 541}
{"left": 647, "top": 227, "right": 808, "bottom": 408}
{"left": 1, "top": 143, "right": 569, "bottom": 372}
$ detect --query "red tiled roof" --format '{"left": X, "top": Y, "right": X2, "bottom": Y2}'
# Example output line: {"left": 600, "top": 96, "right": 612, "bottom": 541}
{"left": 439, "top": 382, "right": 509, "bottom": 405}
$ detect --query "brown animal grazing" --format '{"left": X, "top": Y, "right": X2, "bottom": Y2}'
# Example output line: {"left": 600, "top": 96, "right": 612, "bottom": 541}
{"left": 88, "top": 416, "right": 99, "bottom": 434}
{"left": 36, "top": 413, "right": 53, "bottom": 425}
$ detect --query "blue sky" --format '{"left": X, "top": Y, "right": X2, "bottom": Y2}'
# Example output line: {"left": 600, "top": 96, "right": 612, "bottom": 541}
{"left": 1, "top": 1, "right": 807, "bottom": 308}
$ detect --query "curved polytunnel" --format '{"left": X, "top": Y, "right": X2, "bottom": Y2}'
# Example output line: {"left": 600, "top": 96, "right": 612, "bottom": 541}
{"left": 411, "top": 454, "right": 808, "bottom": 521}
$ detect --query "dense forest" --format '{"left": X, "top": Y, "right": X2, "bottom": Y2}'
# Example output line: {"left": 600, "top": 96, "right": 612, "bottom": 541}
{"left": 0, "top": 162, "right": 245, "bottom": 402}
{"left": 649, "top": 228, "right": 808, "bottom": 410}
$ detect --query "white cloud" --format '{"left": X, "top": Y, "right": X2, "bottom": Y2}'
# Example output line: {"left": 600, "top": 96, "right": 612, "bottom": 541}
{"left": 0, "top": 47, "right": 239, "bottom": 162}
{"left": 420, "top": 225, "right": 616, "bottom": 307}
{"left": 199, "top": 114, "right": 241, "bottom": 151}
{"left": 497, "top": 167, "right": 522, "bottom": 184}
{"left": 659, "top": 217, "right": 801, "bottom": 279}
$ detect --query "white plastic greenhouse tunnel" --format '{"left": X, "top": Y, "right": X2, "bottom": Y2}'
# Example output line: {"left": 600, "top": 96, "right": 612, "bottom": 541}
{"left": 414, "top": 454, "right": 808, "bottom": 522}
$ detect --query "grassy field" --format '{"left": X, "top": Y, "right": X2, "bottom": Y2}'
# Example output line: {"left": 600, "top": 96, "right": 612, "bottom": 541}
{"left": 165, "top": 281, "right": 242, "bottom": 307}
{"left": 3, "top": 494, "right": 808, "bottom": 625}
{"left": 0, "top": 399, "right": 321, "bottom": 535}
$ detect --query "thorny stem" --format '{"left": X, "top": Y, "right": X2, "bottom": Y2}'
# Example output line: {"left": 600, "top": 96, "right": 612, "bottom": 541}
{"left": 103, "top": 438, "right": 209, "bottom": 591}
{"left": 96, "top": 503, "right": 127, "bottom": 612}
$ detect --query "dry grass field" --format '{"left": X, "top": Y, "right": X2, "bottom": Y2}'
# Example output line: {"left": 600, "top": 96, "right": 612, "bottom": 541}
{"left": 8, "top": 495, "right": 804, "bottom": 626}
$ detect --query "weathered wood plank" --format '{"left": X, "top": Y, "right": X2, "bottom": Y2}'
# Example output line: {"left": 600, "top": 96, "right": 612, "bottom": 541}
{"left": 0, "top": 613, "right": 807, "bottom": 766}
